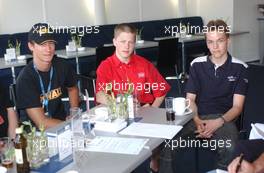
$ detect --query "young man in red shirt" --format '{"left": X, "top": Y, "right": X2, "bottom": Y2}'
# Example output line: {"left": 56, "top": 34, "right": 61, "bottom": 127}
{"left": 96, "top": 23, "right": 170, "bottom": 108}
{"left": 96, "top": 23, "right": 171, "bottom": 172}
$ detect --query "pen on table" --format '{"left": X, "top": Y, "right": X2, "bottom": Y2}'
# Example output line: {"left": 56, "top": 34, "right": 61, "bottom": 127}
{"left": 235, "top": 153, "right": 244, "bottom": 173}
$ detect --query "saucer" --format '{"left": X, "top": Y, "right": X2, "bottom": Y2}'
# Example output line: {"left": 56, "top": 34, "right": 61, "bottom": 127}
{"left": 175, "top": 108, "right": 192, "bottom": 116}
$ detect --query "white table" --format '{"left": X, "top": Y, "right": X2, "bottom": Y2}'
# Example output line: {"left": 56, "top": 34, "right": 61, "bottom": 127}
{"left": 46, "top": 106, "right": 193, "bottom": 173}
{"left": 135, "top": 40, "right": 158, "bottom": 50}
{"left": 0, "top": 55, "right": 32, "bottom": 83}
{"left": 56, "top": 47, "right": 96, "bottom": 75}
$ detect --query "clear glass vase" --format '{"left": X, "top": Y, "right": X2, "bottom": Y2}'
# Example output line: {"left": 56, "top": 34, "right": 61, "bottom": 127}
{"left": 26, "top": 134, "right": 49, "bottom": 168}
{"left": 27, "top": 136, "right": 43, "bottom": 168}
{"left": 107, "top": 98, "right": 117, "bottom": 121}
{"left": 116, "top": 101, "right": 128, "bottom": 120}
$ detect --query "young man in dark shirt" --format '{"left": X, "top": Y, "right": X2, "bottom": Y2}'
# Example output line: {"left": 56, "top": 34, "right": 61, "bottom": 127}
{"left": 16, "top": 23, "right": 79, "bottom": 129}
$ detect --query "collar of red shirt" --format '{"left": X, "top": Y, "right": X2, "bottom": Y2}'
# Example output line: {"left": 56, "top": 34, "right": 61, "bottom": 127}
{"left": 112, "top": 53, "right": 136, "bottom": 67}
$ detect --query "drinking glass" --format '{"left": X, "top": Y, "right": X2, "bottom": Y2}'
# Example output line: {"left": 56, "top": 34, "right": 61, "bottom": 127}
{"left": 70, "top": 107, "right": 82, "bottom": 118}
{"left": 165, "top": 97, "right": 175, "bottom": 124}
{"left": 0, "top": 137, "right": 14, "bottom": 169}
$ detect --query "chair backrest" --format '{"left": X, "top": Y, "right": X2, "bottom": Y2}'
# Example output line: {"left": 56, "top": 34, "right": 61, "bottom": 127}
{"left": 95, "top": 45, "right": 115, "bottom": 69}
{"left": 157, "top": 38, "right": 180, "bottom": 77}
{"left": 9, "top": 83, "right": 22, "bottom": 120}
{"left": 9, "top": 84, "right": 17, "bottom": 110}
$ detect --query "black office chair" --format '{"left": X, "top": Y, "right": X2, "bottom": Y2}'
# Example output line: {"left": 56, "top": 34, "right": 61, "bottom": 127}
{"left": 89, "top": 45, "right": 116, "bottom": 78}
{"left": 96, "top": 45, "right": 115, "bottom": 69}
{"left": 157, "top": 38, "right": 180, "bottom": 78}
{"left": 185, "top": 40, "right": 209, "bottom": 73}
{"left": 9, "top": 84, "right": 17, "bottom": 110}
{"left": 9, "top": 83, "right": 23, "bottom": 121}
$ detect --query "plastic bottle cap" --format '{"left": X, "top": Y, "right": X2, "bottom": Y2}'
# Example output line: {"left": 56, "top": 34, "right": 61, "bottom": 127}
{"left": 15, "top": 127, "right": 23, "bottom": 134}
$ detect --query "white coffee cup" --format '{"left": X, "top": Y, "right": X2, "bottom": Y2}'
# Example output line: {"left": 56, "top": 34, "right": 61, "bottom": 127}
{"left": 173, "top": 97, "right": 190, "bottom": 115}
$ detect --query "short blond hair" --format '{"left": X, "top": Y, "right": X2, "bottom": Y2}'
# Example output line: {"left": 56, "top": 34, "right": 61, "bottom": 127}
{"left": 206, "top": 19, "right": 230, "bottom": 38}
{"left": 114, "top": 23, "right": 137, "bottom": 38}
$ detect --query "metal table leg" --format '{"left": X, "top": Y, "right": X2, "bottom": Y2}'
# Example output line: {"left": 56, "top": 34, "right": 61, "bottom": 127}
{"left": 75, "top": 56, "right": 81, "bottom": 90}
{"left": 75, "top": 56, "right": 84, "bottom": 99}
{"left": 11, "top": 66, "right": 16, "bottom": 84}
{"left": 179, "top": 41, "right": 188, "bottom": 82}
{"left": 181, "top": 41, "right": 185, "bottom": 74}
{"left": 75, "top": 56, "right": 80, "bottom": 75}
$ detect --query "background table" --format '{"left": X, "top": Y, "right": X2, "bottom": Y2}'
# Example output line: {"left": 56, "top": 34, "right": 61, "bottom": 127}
{"left": 0, "top": 58, "right": 26, "bottom": 84}
{"left": 56, "top": 47, "right": 96, "bottom": 75}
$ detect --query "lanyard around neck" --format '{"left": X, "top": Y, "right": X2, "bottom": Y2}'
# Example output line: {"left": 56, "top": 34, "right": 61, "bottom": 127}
{"left": 33, "top": 64, "right": 54, "bottom": 116}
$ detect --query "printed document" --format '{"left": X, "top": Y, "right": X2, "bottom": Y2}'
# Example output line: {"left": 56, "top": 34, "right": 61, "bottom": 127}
{"left": 119, "top": 122, "right": 183, "bottom": 139}
{"left": 84, "top": 136, "right": 149, "bottom": 155}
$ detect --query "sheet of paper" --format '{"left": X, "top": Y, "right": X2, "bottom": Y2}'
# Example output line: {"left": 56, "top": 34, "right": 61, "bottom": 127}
{"left": 119, "top": 122, "right": 183, "bottom": 139}
{"left": 83, "top": 136, "right": 148, "bottom": 155}
{"left": 249, "top": 123, "right": 264, "bottom": 140}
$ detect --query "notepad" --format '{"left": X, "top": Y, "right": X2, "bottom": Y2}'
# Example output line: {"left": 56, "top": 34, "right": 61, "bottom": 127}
{"left": 84, "top": 136, "right": 148, "bottom": 155}
{"left": 119, "top": 122, "right": 182, "bottom": 139}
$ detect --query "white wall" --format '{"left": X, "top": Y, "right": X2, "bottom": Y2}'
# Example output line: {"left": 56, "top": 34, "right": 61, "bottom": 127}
{"left": 232, "top": 0, "right": 260, "bottom": 62}
{"left": 0, "top": 0, "right": 43, "bottom": 33}
{"left": 46, "top": 0, "right": 94, "bottom": 27}
{"left": 105, "top": 0, "right": 140, "bottom": 24}
{"left": 196, "top": 0, "right": 234, "bottom": 26}
{"left": 141, "top": 0, "right": 177, "bottom": 20}
{"left": 186, "top": 0, "right": 198, "bottom": 17}
{"left": 0, "top": 0, "right": 179, "bottom": 33}
{"left": 105, "top": 0, "right": 178, "bottom": 24}
{"left": 0, "top": 0, "right": 96, "bottom": 34}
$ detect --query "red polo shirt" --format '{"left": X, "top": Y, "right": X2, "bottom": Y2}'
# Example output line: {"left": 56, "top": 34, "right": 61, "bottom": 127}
{"left": 96, "top": 53, "right": 171, "bottom": 104}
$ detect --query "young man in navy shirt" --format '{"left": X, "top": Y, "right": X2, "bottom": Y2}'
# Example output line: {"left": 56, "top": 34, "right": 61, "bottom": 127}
{"left": 167, "top": 19, "right": 249, "bottom": 171}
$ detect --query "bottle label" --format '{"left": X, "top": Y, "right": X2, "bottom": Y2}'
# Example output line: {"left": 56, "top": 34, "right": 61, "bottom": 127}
{"left": 15, "top": 149, "right": 23, "bottom": 164}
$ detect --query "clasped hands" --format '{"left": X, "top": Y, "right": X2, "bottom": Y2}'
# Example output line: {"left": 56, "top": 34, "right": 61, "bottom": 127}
{"left": 194, "top": 117, "right": 224, "bottom": 138}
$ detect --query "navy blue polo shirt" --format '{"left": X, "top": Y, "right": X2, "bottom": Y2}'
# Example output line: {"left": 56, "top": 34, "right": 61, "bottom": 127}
{"left": 185, "top": 53, "right": 248, "bottom": 116}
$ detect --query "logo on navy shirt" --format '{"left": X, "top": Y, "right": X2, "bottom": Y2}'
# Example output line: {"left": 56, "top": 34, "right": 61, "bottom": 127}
{"left": 227, "top": 76, "right": 237, "bottom": 82}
